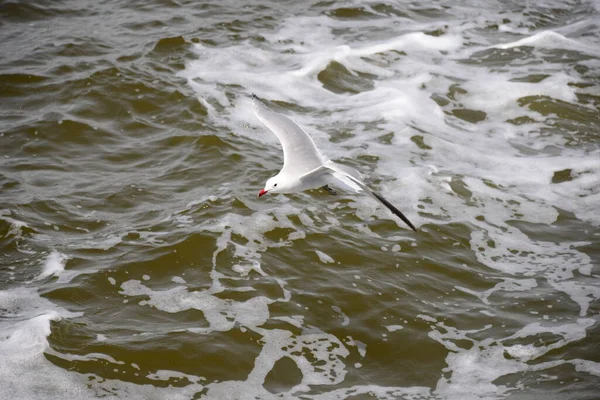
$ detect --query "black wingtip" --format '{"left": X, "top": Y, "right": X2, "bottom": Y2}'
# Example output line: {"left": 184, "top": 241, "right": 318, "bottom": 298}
{"left": 250, "top": 93, "right": 259, "bottom": 100}
{"left": 372, "top": 191, "right": 417, "bottom": 232}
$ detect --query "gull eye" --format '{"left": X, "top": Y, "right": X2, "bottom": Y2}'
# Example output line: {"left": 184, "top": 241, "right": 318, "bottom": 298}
{"left": 273, "top": 183, "right": 278, "bottom": 187}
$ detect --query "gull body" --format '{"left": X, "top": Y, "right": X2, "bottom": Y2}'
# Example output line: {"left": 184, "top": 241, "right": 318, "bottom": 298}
{"left": 252, "top": 94, "right": 416, "bottom": 232}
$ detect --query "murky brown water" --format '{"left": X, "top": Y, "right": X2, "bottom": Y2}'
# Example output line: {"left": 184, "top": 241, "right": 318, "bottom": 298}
{"left": 1, "top": 1, "right": 599, "bottom": 399}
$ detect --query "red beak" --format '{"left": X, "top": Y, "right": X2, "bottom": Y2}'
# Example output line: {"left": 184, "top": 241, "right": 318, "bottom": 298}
{"left": 258, "top": 189, "right": 268, "bottom": 197}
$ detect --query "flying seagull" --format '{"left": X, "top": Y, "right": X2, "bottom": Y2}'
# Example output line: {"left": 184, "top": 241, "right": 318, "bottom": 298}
{"left": 252, "top": 94, "right": 417, "bottom": 232}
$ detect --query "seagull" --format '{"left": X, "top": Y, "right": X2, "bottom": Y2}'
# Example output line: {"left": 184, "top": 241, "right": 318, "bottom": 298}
{"left": 252, "top": 94, "right": 417, "bottom": 232}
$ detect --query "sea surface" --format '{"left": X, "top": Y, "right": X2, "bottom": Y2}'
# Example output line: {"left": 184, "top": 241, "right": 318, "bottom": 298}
{"left": 1, "top": 0, "right": 599, "bottom": 399}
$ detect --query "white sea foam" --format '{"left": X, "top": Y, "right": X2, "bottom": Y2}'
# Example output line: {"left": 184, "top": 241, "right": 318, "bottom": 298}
{"left": 432, "top": 318, "right": 596, "bottom": 399}
{"left": 0, "top": 210, "right": 29, "bottom": 239}
{"left": 0, "top": 288, "right": 83, "bottom": 398}
{"left": 117, "top": 276, "right": 364, "bottom": 398}
{"left": 120, "top": 279, "right": 273, "bottom": 332}
{"left": 0, "top": 286, "right": 203, "bottom": 399}
{"left": 35, "top": 250, "right": 67, "bottom": 280}
{"left": 493, "top": 30, "right": 599, "bottom": 54}
{"left": 204, "top": 328, "right": 350, "bottom": 397}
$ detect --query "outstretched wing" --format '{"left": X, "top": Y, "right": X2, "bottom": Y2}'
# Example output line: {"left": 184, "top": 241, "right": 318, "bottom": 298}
{"left": 326, "top": 163, "right": 364, "bottom": 193}
{"left": 252, "top": 95, "right": 325, "bottom": 175}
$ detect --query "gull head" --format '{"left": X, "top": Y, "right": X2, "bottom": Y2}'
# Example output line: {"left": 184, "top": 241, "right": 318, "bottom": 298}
{"left": 258, "top": 176, "right": 282, "bottom": 197}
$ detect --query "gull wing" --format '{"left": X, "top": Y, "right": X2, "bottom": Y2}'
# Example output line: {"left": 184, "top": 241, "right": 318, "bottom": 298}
{"left": 300, "top": 162, "right": 417, "bottom": 231}
{"left": 252, "top": 95, "right": 326, "bottom": 175}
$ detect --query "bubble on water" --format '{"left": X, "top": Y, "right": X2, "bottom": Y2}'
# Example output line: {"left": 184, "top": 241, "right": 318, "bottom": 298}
{"left": 146, "top": 369, "right": 202, "bottom": 384}
{"left": 418, "top": 314, "right": 437, "bottom": 323}
{"left": 385, "top": 325, "right": 403, "bottom": 332}
{"left": 331, "top": 305, "right": 350, "bottom": 326}
{"left": 315, "top": 250, "right": 335, "bottom": 263}
{"left": 345, "top": 336, "right": 367, "bottom": 358}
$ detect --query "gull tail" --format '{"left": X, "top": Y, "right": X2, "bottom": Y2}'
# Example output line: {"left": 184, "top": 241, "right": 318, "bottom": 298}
{"left": 369, "top": 191, "right": 417, "bottom": 232}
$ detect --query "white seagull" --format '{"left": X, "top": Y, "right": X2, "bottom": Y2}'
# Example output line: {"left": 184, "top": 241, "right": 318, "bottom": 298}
{"left": 252, "top": 94, "right": 417, "bottom": 232}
